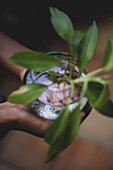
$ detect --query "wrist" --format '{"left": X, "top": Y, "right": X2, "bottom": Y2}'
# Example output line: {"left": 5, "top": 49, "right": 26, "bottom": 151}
{"left": 18, "top": 68, "right": 27, "bottom": 82}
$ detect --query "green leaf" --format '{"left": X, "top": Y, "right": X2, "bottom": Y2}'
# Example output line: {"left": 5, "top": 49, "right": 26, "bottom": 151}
{"left": 45, "top": 104, "right": 81, "bottom": 162}
{"left": 88, "top": 77, "right": 108, "bottom": 86}
{"left": 70, "top": 31, "right": 85, "bottom": 59}
{"left": 86, "top": 80, "right": 109, "bottom": 109}
{"left": 49, "top": 7, "right": 74, "bottom": 42}
{"left": 9, "top": 51, "right": 61, "bottom": 72}
{"left": 50, "top": 72, "right": 60, "bottom": 84}
{"left": 86, "top": 77, "right": 113, "bottom": 118}
{"left": 77, "top": 21, "right": 98, "bottom": 72}
{"left": 8, "top": 84, "right": 47, "bottom": 104}
{"left": 103, "top": 38, "right": 113, "bottom": 71}
{"left": 96, "top": 99, "right": 113, "bottom": 117}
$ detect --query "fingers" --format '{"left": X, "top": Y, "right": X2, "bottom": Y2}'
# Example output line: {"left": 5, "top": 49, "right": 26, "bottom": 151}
{"left": 18, "top": 112, "right": 53, "bottom": 138}
{"left": 14, "top": 104, "right": 53, "bottom": 138}
{"left": 0, "top": 32, "right": 29, "bottom": 81}
{"left": 0, "top": 102, "right": 53, "bottom": 138}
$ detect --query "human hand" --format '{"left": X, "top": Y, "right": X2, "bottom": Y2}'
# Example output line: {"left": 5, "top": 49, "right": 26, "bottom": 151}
{"left": 0, "top": 101, "right": 52, "bottom": 139}
{"left": 0, "top": 32, "right": 52, "bottom": 140}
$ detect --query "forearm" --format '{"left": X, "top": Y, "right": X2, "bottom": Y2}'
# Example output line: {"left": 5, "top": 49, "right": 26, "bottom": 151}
{"left": 0, "top": 32, "right": 29, "bottom": 81}
{"left": 0, "top": 32, "right": 52, "bottom": 139}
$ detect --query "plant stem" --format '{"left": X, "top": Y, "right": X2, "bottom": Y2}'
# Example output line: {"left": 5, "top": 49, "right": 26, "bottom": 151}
{"left": 86, "top": 67, "right": 105, "bottom": 77}
{"left": 69, "top": 67, "right": 106, "bottom": 90}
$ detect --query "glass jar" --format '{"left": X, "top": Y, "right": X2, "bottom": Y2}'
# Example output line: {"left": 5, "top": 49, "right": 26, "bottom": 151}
{"left": 24, "top": 51, "right": 91, "bottom": 122}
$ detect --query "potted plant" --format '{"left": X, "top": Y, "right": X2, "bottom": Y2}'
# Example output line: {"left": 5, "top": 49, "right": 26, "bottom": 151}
{"left": 8, "top": 7, "right": 113, "bottom": 162}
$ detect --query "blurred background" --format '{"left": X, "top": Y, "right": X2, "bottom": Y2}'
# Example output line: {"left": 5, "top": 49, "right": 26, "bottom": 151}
{"left": 1, "top": 0, "right": 113, "bottom": 51}
{"left": 1, "top": 0, "right": 113, "bottom": 169}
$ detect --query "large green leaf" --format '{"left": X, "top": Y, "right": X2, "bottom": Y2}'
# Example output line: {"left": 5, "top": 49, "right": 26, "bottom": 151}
{"left": 45, "top": 104, "right": 81, "bottom": 162}
{"left": 9, "top": 51, "right": 61, "bottom": 72}
{"left": 8, "top": 84, "right": 47, "bottom": 104}
{"left": 70, "top": 31, "right": 85, "bottom": 59}
{"left": 49, "top": 7, "right": 74, "bottom": 42}
{"left": 86, "top": 80, "right": 111, "bottom": 115}
{"left": 103, "top": 38, "right": 113, "bottom": 71}
{"left": 96, "top": 99, "right": 113, "bottom": 117}
{"left": 77, "top": 21, "right": 98, "bottom": 73}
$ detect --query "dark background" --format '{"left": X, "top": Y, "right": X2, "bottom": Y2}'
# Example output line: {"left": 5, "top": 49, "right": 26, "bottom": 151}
{"left": 0, "top": 0, "right": 113, "bottom": 51}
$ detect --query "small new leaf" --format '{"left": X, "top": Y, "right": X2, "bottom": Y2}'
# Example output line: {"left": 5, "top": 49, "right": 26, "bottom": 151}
{"left": 77, "top": 21, "right": 98, "bottom": 73}
{"left": 50, "top": 72, "right": 61, "bottom": 84}
{"left": 8, "top": 84, "right": 47, "bottom": 104}
{"left": 103, "top": 38, "right": 113, "bottom": 71}
{"left": 45, "top": 104, "right": 81, "bottom": 162}
{"left": 49, "top": 7, "right": 74, "bottom": 43}
{"left": 9, "top": 51, "right": 61, "bottom": 72}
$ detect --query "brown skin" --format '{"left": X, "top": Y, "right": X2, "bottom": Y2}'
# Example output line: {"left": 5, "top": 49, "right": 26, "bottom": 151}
{"left": 0, "top": 32, "right": 52, "bottom": 139}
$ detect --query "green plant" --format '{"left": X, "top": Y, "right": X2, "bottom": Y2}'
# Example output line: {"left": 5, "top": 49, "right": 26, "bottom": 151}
{"left": 8, "top": 7, "right": 113, "bottom": 162}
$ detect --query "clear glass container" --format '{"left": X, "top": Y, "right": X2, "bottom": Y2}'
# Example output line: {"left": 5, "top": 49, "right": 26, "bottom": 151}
{"left": 24, "top": 51, "right": 91, "bottom": 121}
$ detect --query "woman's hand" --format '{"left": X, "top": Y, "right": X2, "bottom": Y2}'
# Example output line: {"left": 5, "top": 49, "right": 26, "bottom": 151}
{"left": 0, "top": 102, "right": 52, "bottom": 139}
{"left": 0, "top": 32, "right": 52, "bottom": 140}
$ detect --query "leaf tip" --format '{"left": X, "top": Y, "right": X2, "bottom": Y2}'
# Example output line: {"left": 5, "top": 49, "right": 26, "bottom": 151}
{"left": 7, "top": 94, "right": 16, "bottom": 104}
{"left": 8, "top": 55, "right": 14, "bottom": 63}
{"left": 49, "top": 6, "right": 52, "bottom": 10}
{"left": 92, "top": 20, "right": 97, "bottom": 26}
{"left": 49, "top": 6, "right": 55, "bottom": 14}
